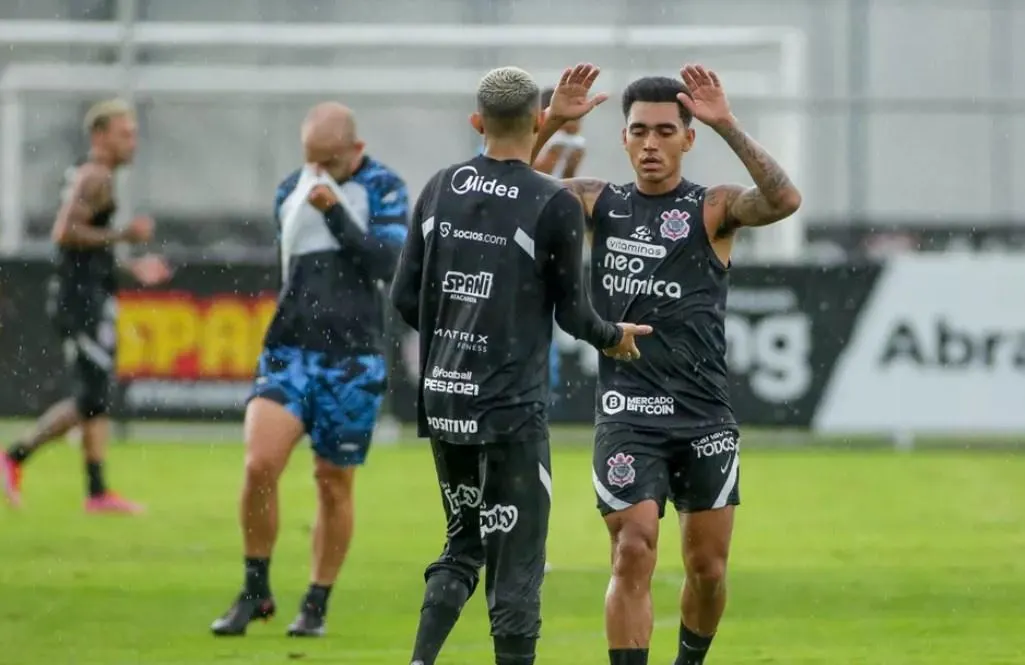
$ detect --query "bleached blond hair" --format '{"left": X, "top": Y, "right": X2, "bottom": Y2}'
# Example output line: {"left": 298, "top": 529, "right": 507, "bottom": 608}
{"left": 476, "top": 66, "right": 540, "bottom": 137}
{"left": 83, "top": 98, "right": 134, "bottom": 135}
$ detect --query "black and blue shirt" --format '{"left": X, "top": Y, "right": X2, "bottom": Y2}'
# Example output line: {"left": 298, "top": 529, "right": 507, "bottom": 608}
{"left": 263, "top": 156, "right": 409, "bottom": 357}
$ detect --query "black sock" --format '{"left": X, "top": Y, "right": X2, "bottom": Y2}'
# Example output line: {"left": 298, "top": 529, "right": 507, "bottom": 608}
{"left": 7, "top": 441, "right": 33, "bottom": 464}
{"left": 303, "top": 583, "right": 332, "bottom": 616}
{"left": 410, "top": 572, "right": 471, "bottom": 665}
{"left": 610, "top": 648, "right": 649, "bottom": 665}
{"left": 244, "top": 557, "right": 271, "bottom": 599}
{"left": 494, "top": 636, "right": 536, "bottom": 665}
{"left": 85, "top": 461, "right": 106, "bottom": 497}
{"left": 675, "top": 623, "right": 714, "bottom": 665}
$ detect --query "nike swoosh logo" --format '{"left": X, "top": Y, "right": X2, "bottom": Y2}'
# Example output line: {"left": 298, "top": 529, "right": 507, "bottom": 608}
{"left": 608, "top": 211, "right": 630, "bottom": 218}
{"left": 720, "top": 454, "right": 733, "bottom": 474}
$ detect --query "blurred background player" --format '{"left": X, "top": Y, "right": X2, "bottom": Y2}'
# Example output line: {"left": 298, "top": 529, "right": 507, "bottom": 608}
{"left": 533, "top": 86, "right": 588, "bottom": 180}
{"left": 535, "top": 66, "right": 801, "bottom": 665}
{"left": 2, "top": 99, "right": 171, "bottom": 513}
{"left": 211, "top": 102, "right": 409, "bottom": 638}
{"left": 532, "top": 85, "right": 591, "bottom": 574}
{"left": 533, "top": 84, "right": 589, "bottom": 416}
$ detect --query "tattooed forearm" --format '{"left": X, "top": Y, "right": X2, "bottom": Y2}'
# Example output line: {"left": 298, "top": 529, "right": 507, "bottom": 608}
{"left": 51, "top": 165, "right": 123, "bottom": 248}
{"left": 713, "top": 120, "right": 801, "bottom": 229}
{"left": 717, "top": 122, "right": 793, "bottom": 202}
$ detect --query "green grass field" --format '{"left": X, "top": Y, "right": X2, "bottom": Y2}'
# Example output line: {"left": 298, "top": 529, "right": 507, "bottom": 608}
{"left": 2, "top": 429, "right": 1024, "bottom": 664}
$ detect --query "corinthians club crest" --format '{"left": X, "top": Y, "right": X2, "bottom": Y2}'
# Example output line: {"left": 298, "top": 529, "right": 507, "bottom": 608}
{"left": 659, "top": 209, "right": 691, "bottom": 242}
{"left": 606, "top": 452, "right": 636, "bottom": 488}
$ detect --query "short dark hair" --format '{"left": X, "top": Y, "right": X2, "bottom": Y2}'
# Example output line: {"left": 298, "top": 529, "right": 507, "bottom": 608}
{"left": 621, "top": 76, "right": 692, "bottom": 126}
{"left": 540, "top": 87, "right": 555, "bottom": 109}
{"left": 476, "top": 67, "right": 541, "bottom": 138}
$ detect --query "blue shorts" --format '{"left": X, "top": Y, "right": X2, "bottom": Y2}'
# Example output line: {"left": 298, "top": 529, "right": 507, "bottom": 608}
{"left": 250, "top": 346, "right": 387, "bottom": 467}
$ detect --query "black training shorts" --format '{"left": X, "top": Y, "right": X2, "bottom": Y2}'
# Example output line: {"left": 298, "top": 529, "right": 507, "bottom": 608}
{"left": 50, "top": 292, "right": 117, "bottom": 418}
{"left": 592, "top": 423, "right": 740, "bottom": 517}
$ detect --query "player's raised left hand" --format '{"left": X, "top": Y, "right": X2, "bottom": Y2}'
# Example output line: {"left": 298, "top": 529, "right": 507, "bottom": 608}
{"left": 547, "top": 63, "right": 609, "bottom": 123}
{"left": 603, "top": 322, "right": 654, "bottom": 362}
{"left": 308, "top": 184, "right": 339, "bottom": 212}
{"left": 678, "top": 64, "right": 735, "bottom": 130}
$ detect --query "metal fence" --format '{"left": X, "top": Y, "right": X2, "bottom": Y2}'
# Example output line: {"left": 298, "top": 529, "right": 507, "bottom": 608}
{"left": 0, "top": 0, "right": 1022, "bottom": 254}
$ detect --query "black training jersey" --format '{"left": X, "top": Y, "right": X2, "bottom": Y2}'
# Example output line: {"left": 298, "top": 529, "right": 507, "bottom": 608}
{"left": 51, "top": 162, "right": 117, "bottom": 322}
{"left": 262, "top": 157, "right": 409, "bottom": 357}
{"left": 589, "top": 180, "right": 735, "bottom": 436}
{"left": 391, "top": 154, "right": 621, "bottom": 445}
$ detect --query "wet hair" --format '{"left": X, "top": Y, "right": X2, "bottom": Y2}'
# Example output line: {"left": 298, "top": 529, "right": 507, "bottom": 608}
{"left": 621, "top": 76, "right": 692, "bottom": 126}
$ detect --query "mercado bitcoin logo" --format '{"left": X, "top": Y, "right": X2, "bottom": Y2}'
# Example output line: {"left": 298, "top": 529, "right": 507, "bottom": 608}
{"left": 117, "top": 291, "right": 276, "bottom": 380}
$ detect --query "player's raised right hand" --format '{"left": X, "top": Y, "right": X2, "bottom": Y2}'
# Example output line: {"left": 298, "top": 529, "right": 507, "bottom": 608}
{"left": 603, "top": 323, "right": 653, "bottom": 362}
{"left": 547, "top": 63, "right": 609, "bottom": 123}
{"left": 308, "top": 183, "right": 340, "bottom": 212}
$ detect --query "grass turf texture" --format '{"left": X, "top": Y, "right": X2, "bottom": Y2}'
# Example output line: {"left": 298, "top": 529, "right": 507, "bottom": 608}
{"left": 1, "top": 429, "right": 1024, "bottom": 664}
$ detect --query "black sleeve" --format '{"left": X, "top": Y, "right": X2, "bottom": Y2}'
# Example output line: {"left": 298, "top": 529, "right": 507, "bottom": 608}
{"left": 388, "top": 182, "right": 431, "bottom": 331}
{"left": 538, "top": 189, "right": 622, "bottom": 350}
{"left": 322, "top": 203, "right": 400, "bottom": 282}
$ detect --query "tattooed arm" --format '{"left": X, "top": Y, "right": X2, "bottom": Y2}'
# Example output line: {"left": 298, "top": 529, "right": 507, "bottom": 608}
{"left": 705, "top": 118, "right": 802, "bottom": 238}
{"left": 51, "top": 163, "right": 126, "bottom": 248}
{"left": 674, "top": 63, "right": 802, "bottom": 239}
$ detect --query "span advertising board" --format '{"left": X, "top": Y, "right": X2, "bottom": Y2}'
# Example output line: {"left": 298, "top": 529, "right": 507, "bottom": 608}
{"left": 116, "top": 290, "right": 276, "bottom": 415}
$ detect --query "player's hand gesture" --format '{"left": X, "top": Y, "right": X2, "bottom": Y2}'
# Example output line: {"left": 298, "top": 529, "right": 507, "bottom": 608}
{"left": 547, "top": 63, "right": 609, "bottom": 123}
{"left": 603, "top": 323, "right": 654, "bottom": 362}
{"left": 678, "top": 64, "right": 735, "bottom": 130}
{"left": 128, "top": 253, "right": 173, "bottom": 286}
{"left": 123, "top": 215, "right": 154, "bottom": 244}
{"left": 308, "top": 184, "right": 339, "bottom": 212}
